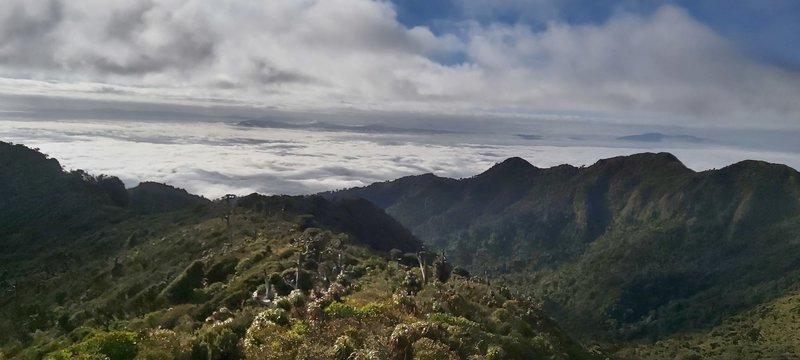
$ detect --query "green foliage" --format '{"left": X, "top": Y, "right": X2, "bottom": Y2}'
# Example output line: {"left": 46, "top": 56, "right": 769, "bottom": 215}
{"left": 401, "top": 271, "right": 422, "bottom": 295}
{"left": 427, "top": 313, "right": 479, "bottom": 329}
{"left": 242, "top": 313, "right": 301, "bottom": 360}
{"left": 485, "top": 345, "right": 506, "bottom": 360}
{"left": 412, "top": 338, "right": 456, "bottom": 360}
{"left": 452, "top": 267, "right": 470, "bottom": 278}
{"left": 324, "top": 301, "right": 386, "bottom": 320}
{"left": 235, "top": 258, "right": 254, "bottom": 274}
{"left": 434, "top": 259, "right": 453, "bottom": 283}
{"left": 617, "top": 290, "right": 800, "bottom": 359}
{"left": 135, "top": 329, "right": 193, "bottom": 360}
{"left": 389, "top": 248, "right": 403, "bottom": 261}
{"left": 205, "top": 258, "right": 238, "bottom": 284}
{"left": 330, "top": 335, "right": 355, "bottom": 360}
{"left": 161, "top": 261, "right": 206, "bottom": 304}
{"left": 47, "top": 331, "right": 138, "bottom": 360}
{"left": 199, "top": 325, "right": 240, "bottom": 360}
{"left": 256, "top": 308, "right": 290, "bottom": 326}
{"left": 280, "top": 268, "right": 313, "bottom": 292}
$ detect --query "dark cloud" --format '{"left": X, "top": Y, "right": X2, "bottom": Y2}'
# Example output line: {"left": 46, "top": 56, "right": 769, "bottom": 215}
{"left": 0, "top": 1, "right": 63, "bottom": 68}
{"left": 105, "top": 1, "right": 153, "bottom": 41}
{"left": 250, "top": 60, "right": 318, "bottom": 85}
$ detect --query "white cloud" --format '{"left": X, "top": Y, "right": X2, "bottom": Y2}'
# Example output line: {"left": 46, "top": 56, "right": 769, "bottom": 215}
{"left": 0, "top": 1, "right": 798, "bottom": 127}
{"left": 3, "top": 118, "right": 800, "bottom": 198}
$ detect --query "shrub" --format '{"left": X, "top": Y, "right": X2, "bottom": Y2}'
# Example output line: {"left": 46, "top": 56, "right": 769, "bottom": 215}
{"left": 412, "top": 338, "right": 457, "bottom": 360}
{"left": 389, "top": 249, "right": 403, "bottom": 261}
{"left": 324, "top": 301, "right": 386, "bottom": 320}
{"left": 219, "top": 289, "right": 250, "bottom": 309}
{"left": 388, "top": 322, "right": 448, "bottom": 360}
{"left": 275, "top": 297, "right": 292, "bottom": 311}
{"left": 401, "top": 272, "right": 422, "bottom": 295}
{"left": 161, "top": 261, "right": 205, "bottom": 304}
{"left": 277, "top": 248, "right": 295, "bottom": 259}
{"left": 205, "top": 258, "right": 238, "bottom": 284}
{"left": 156, "top": 304, "right": 197, "bottom": 329}
{"left": 235, "top": 258, "right": 253, "bottom": 274}
{"left": 47, "top": 331, "right": 138, "bottom": 360}
{"left": 485, "top": 345, "right": 506, "bottom": 360}
{"left": 351, "top": 265, "right": 368, "bottom": 278}
{"left": 242, "top": 312, "right": 301, "bottom": 360}
{"left": 325, "top": 301, "right": 357, "bottom": 318}
{"left": 199, "top": 326, "right": 240, "bottom": 360}
{"left": 330, "top": 335, "right": 355, "bottom": 360}
{"left": 280, "top": 268, "right": 313, "bottom": 292}
{"left": 399, "top": 253, "right": 419, "bottom": 267}
{"left": 270, "top": 272, "right": 295, "bottom": 296}
{"left": 427, "top": 313, "right": 478, "bottom": 329}
{"left": 434, "top": 260, "right": 453, "bottom": 283}
{"left": 136, "top": 329, "right": 193, "bottom": 360}
{"left": 255, "top": 308, "right": 290, "bottom": 326}
{"left": 452, "top": 267, "right": 470, "bottom": 278}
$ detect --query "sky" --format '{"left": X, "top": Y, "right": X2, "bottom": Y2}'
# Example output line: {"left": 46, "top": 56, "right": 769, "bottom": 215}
{"left": 1, "top": 0, "right": 800, "bottom": 197}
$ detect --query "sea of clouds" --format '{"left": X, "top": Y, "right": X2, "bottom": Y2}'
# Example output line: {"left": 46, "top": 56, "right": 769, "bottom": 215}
{"left": 3, "top": 115, "right": 799, "bottom": 199}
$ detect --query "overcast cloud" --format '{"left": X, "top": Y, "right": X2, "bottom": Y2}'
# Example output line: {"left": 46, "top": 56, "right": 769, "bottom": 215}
{"left": 0, "top": 1, "right": 799, "bottom": 127}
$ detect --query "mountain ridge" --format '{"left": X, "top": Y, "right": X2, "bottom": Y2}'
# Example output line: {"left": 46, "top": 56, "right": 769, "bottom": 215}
{"left": 324, "top": 152, "right": 800, "bottom": 342}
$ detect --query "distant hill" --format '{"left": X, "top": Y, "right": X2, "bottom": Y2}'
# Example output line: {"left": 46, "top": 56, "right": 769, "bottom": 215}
{"left": 128, "top": 182, "right": 209, "bottom": 214}
{"left": 236, "top": 118, "right": 456, "bottom": 135}
{"left": 516, "top": 134, "right": 544, "bottom": 140}
{"left": 617, "top": 132, "right": 706, "bottom": 143}
{"left": 325, "top": 153, "right": 800, "bottom": 342}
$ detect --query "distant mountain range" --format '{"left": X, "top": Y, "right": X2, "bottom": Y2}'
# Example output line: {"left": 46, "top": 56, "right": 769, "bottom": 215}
{"left": 617, "top": 132, "right": 706, "bottom": 143}
{"left": 236, "top": 118, "right": 456, "bottom": 135}
{"left": 326, "top": 153, "right": 800, "bottom": 342}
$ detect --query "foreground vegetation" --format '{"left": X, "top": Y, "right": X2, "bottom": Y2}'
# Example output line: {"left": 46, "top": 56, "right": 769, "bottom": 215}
{"left": 1, "top": 200, "right": 596, "bottom": 359}
{"left": 0, "top": 142, "right": 597, "bottom": 359}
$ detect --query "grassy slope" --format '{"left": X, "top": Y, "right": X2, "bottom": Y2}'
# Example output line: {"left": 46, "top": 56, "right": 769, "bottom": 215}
{"left": 618, "top": 289, "right": 800, "bottom": 359}
{"left": 0, "top": 202, "right": 598, "bottom": 360}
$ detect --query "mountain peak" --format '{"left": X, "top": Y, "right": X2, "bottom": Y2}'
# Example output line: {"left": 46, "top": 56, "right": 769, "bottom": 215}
{"left": 477, "top": 157, "right": 539, "bottom": 179}
{"left": 499, "top": 156, "right": 534, "bottom": 167}
{"left": 127, "top": 182, "right": 209, "bottom": 214}
{"left": 723, "top": 159, "right": 796, "bottom": 172}
{"left": 714, "top": 159, "right": 799, "bottom": 182}
{"left": 589, "top": 152, "right": 689, "bottom": 174}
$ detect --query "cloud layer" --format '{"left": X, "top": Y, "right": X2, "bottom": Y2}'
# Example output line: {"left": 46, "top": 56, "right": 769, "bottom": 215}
{"left": 1, "top": 1, "right": 799, "bottom": 127}
{"left": 4, "top": 117, "right": 800, "bottom": 198}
